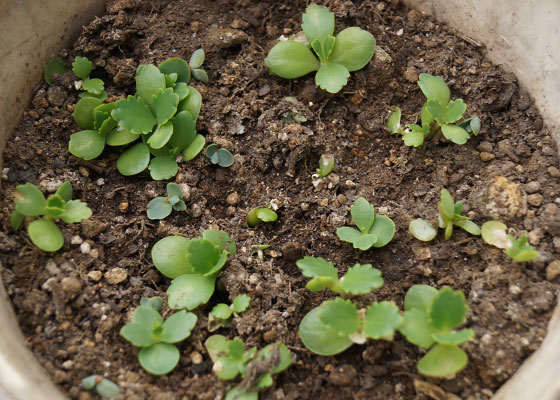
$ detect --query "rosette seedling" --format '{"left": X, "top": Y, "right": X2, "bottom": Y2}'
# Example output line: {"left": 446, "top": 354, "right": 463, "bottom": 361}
{"left": 336, "top": 197, "right": 395, "bottom": 250}
{"left": 398, "top": 285, "right": 474, "bottom": 377}
{"left": 206, "top": 144, "right": 234, "bottom": 167}
{"left": 247, "top": 206, "right": 278, "bottom": 227}
{"left": 188, "top": 48, "right": 209, "bottom": 83}
{"left": 387, "top": 74, "right": 481, "bottom": 146}
{"left": 264, "top": 4, "right": 376, "bottom": 93}
{"left": 82, "top": 375, "right": 121, "bottom": 398}
{"left": 72, "top": 56, "right": 108, "bottom": 100}
{"left": 481, "top": 221, "right": 540, "bottom": 262}
{"left": 205, "top": 335, "right": 292, "bottom": 399}
{"left": 120, "top": 305, "right": 197, "bottom": 375}
{"left": 152, "top": 229, "right": 236, "bottom": 310}
{"left": 296, "top": 256, "right": 402, "bottom": 356}
{"left": 147, "top": 183, "right": 187, "bottom": 220}
{"left": 10, "top": 181, "right": 92, "bottom": 252}
{"left": 208, "top": 294, "right": 251, "bottom": 331}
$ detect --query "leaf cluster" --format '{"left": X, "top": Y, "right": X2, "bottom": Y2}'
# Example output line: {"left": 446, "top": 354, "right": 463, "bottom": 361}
{"left": 206, "top": 144, "right": 234, "bottom": 167}
{"left": 336, "top": 197, "right": 395, "bottom": 250}
{"left": 82, "top": 375, "right": 121, "bottom": 398}
{"left": 247, "top": 206, "right": 278, "bottom": 227}
{"left": 72, "top": 56, "right": 108, "bottom": 101}
{"left": 10, "top": 182, "right": 92, "bottom": 252}
{"left": 387, "top": 74, "right": 480, "bottom": 146}
{"left": 398, "top": 285, "right": 473, "bottom": 377}
{"left": 481, "top": 221, "right": 540, "bottom": 262}
{"left": 69, "top": 53, "right": 207, "bottom": 180}
{"left": 152, "top": 230, "right": 236, "bottom": 310}
{"left": 264, "top": 4, "right": 376, "bottom": 93}
{"left": 205, "top": 335, "right": 292, "bottom": 399}
{"left": 120, "top": 305, "right": 197, "bottom": 375}
{"left": 208, "top": 294, "right": 251, "bottom": 332}
{"left": 147, "top": 182, "right": 187, "bottom": 220}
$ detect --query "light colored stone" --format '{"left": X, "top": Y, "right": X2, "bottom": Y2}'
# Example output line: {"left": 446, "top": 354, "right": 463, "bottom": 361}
{"left": 528, "top": 228, "right": 544, "bottom": 245}
{"left": 480, "top": 152, "right": 495, "bottom": 161}
{"left": 470, "top": 176, "right": 526, "bottom": 221}
{"left": 546, "top": 260, "right": 560, "bottom": 281}
{"left": 226, "top": 192, "right": 240, "bottom": 206}
{"left": 61, "top": 277, "right": 82, "bottom": 299}
{"left": 105, "top": 268, "right": 127, "bottom": 285}
{"left": 527, "top": 193, "right": 544, "bottom": 207}
{"left": 87, "top": 271, "right": 102, "bottom": 282}
{"left": 45, "top": 259, "right": 60, "bottom": 275}
{"left": 80, "top": 242, "right": 91, "bottom": 254}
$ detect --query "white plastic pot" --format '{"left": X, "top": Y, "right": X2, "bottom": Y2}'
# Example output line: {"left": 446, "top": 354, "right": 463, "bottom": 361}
{"left": 0, "top": 1, "right": 558, "bottom": 398}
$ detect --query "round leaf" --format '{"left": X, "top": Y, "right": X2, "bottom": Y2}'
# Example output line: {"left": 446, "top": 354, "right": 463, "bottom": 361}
{"left": 45, "top": 57, "right": 68, "bottom": 84}
{"left": 441, "top": 124, "right": 470, "bottom": 145}
{"left": 148, "top": 121, "right": 174, "bottom": 149}
{"left": 296, "top": 256, "right": 338, "bottom": 280}
{"left": 364, "top": 301, "right": 403, "bottom": 340}
{"left": 340, "top": 264, "right": 383, "bottom": 294}
{"left": 417, "top": 344, "right": 468, "bottom": 378}
{"left": 336, "top": 226, "right": 363, "bottom": 244}
{"left": 72, "top": 56, "right": 92, "bottom": 80}
{"left": 328, "top": 27, "right": 376, "bottom": 71}
{"left": 187, "top": 238, "right": 223, "bottom": 275}
{"left": 112, "top": 96, "right": 156, "bottom": 135}
{"left": 192, "top": 69, "right": 208, "bottom": 83}
{"left": 189, "top": 49, "right": 205, "bottom": 69}
{"left": 216, "top": 148, "right": 234, "bottom": 167}
{"left": 202, "top": 229, "right": 237, "bottom": 256}
{"left": 161, "top": 310, "right": 197, "bottom": 343}
{"left": 117, "top": 143, "right": 150, "bottom": 176}
{"left": 167, "top": 274, "right": 216, "bottom": 310}
{"left": 404, "top": 285, "right": 438, "bottom": 313}
{"left": 106, "top": 127, "right": 140, "bottom": 146}
{"left": 403, "top": 129, "right": 425, "bottom": 147}
{"left": 139, "top": 343, "right": 180, "bottom": 375}
{"left": 74, "top": 97, "right": 103, "bottom": 129}
{"left": 182, "top": 134, "right": 205, "bottom": 161}
{"left": 210, "top": 304, "right": 233, "bottom": 320}
{"left": 120, "top": 323, "right": 156, "bottom": 347}
{"left": 152, "top": 236, "right": 192, "bottom": 278}
{"left": 398, "top": 308, "right": 435, "bottom": 348}
{"left": 409, "top": 219, "right": 437, "bottom": 241}
{"left": 28, "top": 218, "right": 64, "bottom": 252}
{"left": 158, "top": 58, "right": 191, "bottom": 83}
{"left": 15, "top": 183, "right": 46, "bottom": 216}
{"left": 351, "top": 197, "right": 375, "bottom": 233}
{"left": 299, "top": 307, "right": 353, "bottom": 356}
{"left": 417, "top": 73, "right": 450, "bottom": 106}
{"left": 147, "top": 197, "right": 172, "bottom": 220}
{"left": 170, "top": 111, "right": 196, "bottom": 150}
{"left": 369, "top": 215, "right": 395, "bottom": 247}
{"left": 481, "top": 221, "right": 508, "bottom": 248}
{"left": 301, "top": 4, "right": 334, "bottom": 41}
{"left": 232, "top": 294, "right": 251, "bottom": 313}
{"left": 444, "top": 99, "right": 467, "bottom": 123}
{"left": 264, "top": 41, "right": 320, "bottom": 79}
{"left": 432, "top": 328, "right": 474, "bottom": 345}
{"left": 387, "top": 107, "right": 401, "bottom": 133}
{"left": 136, "top": 64, "right": 166, "bottom": 110}
{"left": 69, "top": 130, "right": 105, "bottom": 160}
{"left": 429, "top": 286, "right": 469, "bottom": 332}
{"left": 352, "top": 234, "right": 378, "bottom": 250}
{"left": 255, "top": 208, "right": 276, "bottom": 222}
{"left": 318, "top": 298, "right": 359, "bottom": 336}
{"left": 177, "top": 86, "right": 202, "bottom": 120}
{"left": 315, "top": 61, "right": 350, "bottom": 93}
{"left": 95, "top": 378, "right": 121, "bottom": 398}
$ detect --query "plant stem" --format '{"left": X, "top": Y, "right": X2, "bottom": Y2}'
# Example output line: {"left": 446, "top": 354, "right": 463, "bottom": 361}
{"left": 426, "top": 122, "right": 440, "bottom": 140}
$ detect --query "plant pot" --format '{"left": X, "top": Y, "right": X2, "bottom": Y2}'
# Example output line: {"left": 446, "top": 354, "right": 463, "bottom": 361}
{"left": 0, "top": 1, "right": 558, "bottom": 399}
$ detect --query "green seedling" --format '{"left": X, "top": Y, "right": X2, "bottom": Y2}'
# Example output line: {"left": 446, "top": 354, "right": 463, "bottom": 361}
{"left": 247, "top": 206, "right": 278, "bottom": 227}
{"left": 336, "top": 197, "right": 395, "bottom": 250}
{"left": 482, "top": 222, "right": 541, "bottom": 262}
{"left": 410, "top": 189, "right": 480, "bottom": 241}
{"left": 264, "top": 4, "right": 376, "bottom": 93}
{"left": 147, "top": 183, "right": 187, "bottom": 220}
{"left": 206, "top": 144, "right": 234, "bottom": 167}
{"left": 387, "top": 74, "right": 481, "bottom": 146}
{"left": 208, "top": 294, "right": 251, "bottom": 331}
{"left": 251, "top": 244, "right": 270, "bottom": 261}
{"left": 72, "top": 56, "right": 108, "bottom": 100}
{"left": 151, "top": 229, "right": 236, "bottom": 310}
{"left": 44, "top": 57, "right": 68, "bottom": 85}
{"left": 205, "top": 335, "right": 292, "bottom": 399}
{"left": 120, "top": 304, "right": 197, "bottom": 375}
{"left": 82, "top": 375, "right": 121, "bottom": 398}
{"left": 69, "top": 55, "right": 206, "bottom": 180}
{"left": 398, "top": 285, "right": 473, "bottom": 377}
{"left": 316, "top": 154, "right": 335, "bottom": 178}
{"left": 10, "top": 182, "right": 92, "bottom": 252}
{"left": 189, "top": 48, "right": 209, "bottom": 83}
{"left": 296, "top": 256, "right": 402, "bottom": 355}
{"left": 140, "top": 296, "right": 164, "bottom": 312}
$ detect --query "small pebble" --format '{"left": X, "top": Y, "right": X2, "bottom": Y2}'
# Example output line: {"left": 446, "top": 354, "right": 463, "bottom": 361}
{"left": 480, "top": 152, "right": 495, "bottom": 162}
{"left": 404, "top": 66, "right": 418, "bottom": 83}
{"left": 226, "top": 192, "right": 240, "bottom": 206}
{"left": 191, "top": 203, "right": 202, "bottom": 218}
{"left": 344, "top": 179, "right": 356, "bottom": 189}
{"left": 80, "top": 242, "right": 91, "bottom": 254}
{"left": 45, "top": 259, "right": 60, "bottom": 275}
{"left": 527, "top": 193, "right": 543, "bottom": 207}
{"left": 528, "top": 228, "right": 544, "bottom": 245}
{"left": 96, "top": 178, "right": 105, "bottom": 186}
{"left": 61, "top": 277, "right": 82, "bottom": 299}
{"left": 548, "top": 166, "right": 560, "bottom": 178}
{"left": 105, "top": 268, "right": 128, "bottom": 285}
{"left": 78, "top": 167, "right": 89, "bottom": 177}
{"left": 477, "top": 141, "right": 493, "bottom": 152}
{"left": 328, "top": 364, "right": 357, "bottom": 386}
{"left": 87, "top": 271, "right": 102, "bottom": 282}
{"left": 61, "top": 360, "right": 74, "bottom": 370}
{"left": 546, "top": 260, "right": 560, "bottom": 281}
{"left": 508, "top": 285, "right": 522, "bottom": 295}
{"left": 190, "top": 351, "right": 203, "bottom": 364}
{"left": 524, "top": 181, "right": 541, "bottom": 193}
{"left": 71, "top": 235, "right": 83, "bottom": 245}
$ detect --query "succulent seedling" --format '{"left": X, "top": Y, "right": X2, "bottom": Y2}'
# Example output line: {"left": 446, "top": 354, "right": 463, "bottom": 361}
{"left": 120, "top": 305, "right": 197, "bottom": 375}
{"left": 147, "top": 183, "right": 187, "bottom": 220}
{"left": 387, "top": 74, "right": 481, "bottom": 146}
{"left": 205, "top": 335, "right": 292, "bottom": 399}
{"left": 151, "top": 230, "right": 236, "bottom": 310}
{"left": 72, "top": 56, "right": 108, "bottom": 100}
{"left": 208, "top": 294, "right": 251, "bottom": 331}
{"left": 44, "top": 57, "right": 68, "bottom": 85}
{"left": 247, "top": 206, "right": 278, "bottom": 227}
{"left": 336, "top": 197, "right": 395, "bottom": 250}
{"left": 206, "top": 144, "right": 234, "bottom": 167}
{"left": 315, "top": 154, "right": 335, "bottom": 178}
{"left": 251, "top": 244, "right": 270, "bottom": 261}
{"left": 188, "top": 48, "right": 209, "bottom": 83}
{"left": 296, "top": 256, "right": 402, "bottom": 355}
{"left": 482, "top": 221, "right": 541, "bottom": 262}
{"left": 10, "top": 182, "right": 92, "bottom": 252}
{"left": 82, "top": 375, "right": 121, "bottom": 398}
{"left": 140, "top": 296, "right": 164, "bottom": 311}
{"left": 398, "top": 285, "right": 473, "bottom": 377}
{"left": 265, "top": 4, "right": 376, "bottom": 93}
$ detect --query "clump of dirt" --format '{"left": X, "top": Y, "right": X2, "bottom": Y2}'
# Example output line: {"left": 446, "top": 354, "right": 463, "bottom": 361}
{"left": 1, "top": 0, "right": 559, "bottom": 399}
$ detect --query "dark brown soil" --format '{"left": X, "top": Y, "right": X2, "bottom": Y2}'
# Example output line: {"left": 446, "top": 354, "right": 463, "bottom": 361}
{"left": 1, "top": 0, "right": 560, "bottom": 399}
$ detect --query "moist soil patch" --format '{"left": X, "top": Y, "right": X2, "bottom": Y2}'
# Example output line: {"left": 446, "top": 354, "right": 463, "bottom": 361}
{"left": 1, "top": 0, "right": 560, "bottom": 399}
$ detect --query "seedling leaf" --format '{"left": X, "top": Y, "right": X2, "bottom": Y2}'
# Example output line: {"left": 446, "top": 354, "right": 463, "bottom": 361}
{"left": 182, "top": 134, "right": 205, "bottom": 161}
{"left": 106, "top": 127, "right": 140, "bottom": 146}
{"left": 112, "top": 96, "right": 156, "bottom": 135}
{"left": 301, "top": 4, "right": 334, "bottom": 41}
{"left": 329, "top": 27, "right": 376, "bottom": 71}
{"left": 138, "top": 343, "right": 180, "bottom": 375}
{"left": 369, "top": 215, "right": 396, "bottom": 247}
{"left": 148, "top": 156, "right": 178, "bottom": 180}
{"left": 10, "top": 210, "right": 24, "bottom": 230}
{"left": 161, "top": 310, "right": 197, "bottom": 343}
{"left": 351, "top": 197, "right": 375, "bottom": 233}
{"left": 232, "top": 294, "right": 251, "bottom": 313}
{"left": 153, "top": 88, "right": 180, "bottom": 126}
{"left": 59, "top": 200, "right": 92, "bottom": 223}
{"left": 45, "top": 57, "right": 68, "bottom": 84}
{"left": 28, "top": 218, "right": 64, "bottom": 252}
{"left": 15, "top": 183, "right": 46, "bottom": 216}
{"left": 82, "top": 78, "right": 104, "bottom": 95}
{"left": 170, "top": 111, "right": 196, "bottom": 150}
{"left": 136, "top": 64, "right": 166, "bottom": 110}
{"left": 117, "top": 142, "right": 150, "bottom": 175}
{"left": 178, "top": 86, "right": 202, "bottom": 120}
{"left": 158, "top": 58, "right": 191, "bottom": 84}
{"left": 315, "top": 61, "right": 350, "bottom": 94}
{"left": 211, "top": 304, "right": 233, "bottom": 320}
{"left": 364, "top": 301, "right": 403, "bottom": 340}
{"left": 409, "top": 219, "right": 437, "bottom": 241}
{"left": 439, "top": 189, "right": 455, "bottom": 220}
{"left": 202, "top": 229, "right": 237, "bottom": 256}
{"left": 403, "top": 129, "right": 425, "bottom": 147}
{"left": 432, "top": 328, "right": 474, "bottom": 345}
{"left": 417, "top": 344, "right": 468, "bottom": 377}
{"left": 454, "top": 219, "right": 480, "bottom": 235}
{"left": 399, "top": 308, "right": 436, "bottom": 348}
{"left": 444, "top": 99, "right": 466, "bottom": 123}
{"left": 387, "top": 107, "right": 401, "bottom": 133}
{"left": 72, "top": 56, "right": 92, "bottom": 80}
{"left": 341, "top": 264, "right": 383, "bottom": 294}
{"left": 353, "top": 234, "right": 378, "bottom": 250}
{"left": 296, "top": 256, "right": 338, "bottom": 280}
{"left": 152, "top": 236, "right": 192, "bottom": 278}
{"left": 148, "top": 121, "right": 174, "bottom": 149}
{"left": 429, "top": 286, "right": 468, "bottom": 332}
{"left": 192, "top": 69, "right": 209, "bottom": 83}
{"left": 404, "top": 285, "right": 438, "bottom": 313}
{"left": 147, "top": 197, "right": 172, "bottom": 220}
{"left": 94, "top": 378, "right": 121, "bottom": 398}
{"left": 418, "top": 73, "right": 450, "bottom": 106}
{"left": 187, "top": 238, "right": 223, "bottom": 275}
{"left": 299, "top": 307, "right": 353, "bottom": 356}
{"left": 167, "top": 274, "right": 216, "bottom": 310}
{"left": 69, "top": 130, "right": 105, "bottom": 160}
{"left": 120, "top": 323, "right": 156, "bottom": 347}
{"left": 441, "top": 124, "right": 469, "bottom": 145}
{"left": 318, "top": 298, "right": 359, "bottom": 335}
{"left": 74, "top": 97, "right": 103, "bottom": 129}
{"left": 189, "top": 49, "right": 205, "bottom": 69}
{"left": 336, "top": 227, "right": 363, "bottom": 243}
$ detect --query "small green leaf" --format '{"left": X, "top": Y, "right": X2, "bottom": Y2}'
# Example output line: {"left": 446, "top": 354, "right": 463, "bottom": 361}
{"left": 15, "top": 183, "right": 46, "bottom": 216}
{"left": 441, "top": 124, "right": 470, "bottom": 145}
{"left": 106, "top": 127, "right": 140, "bottom": 146}
{"left": 59, "top": 200, "right": 92, "bottom": 223}
{"left": 454, "top": 220, "right": 480, "bottom": 236}
{"left": 421, "top": 102, "right": 434, "bottom": 126}
{"left": 232, "top": 294, "right": 251, "bottom": 313}
{"left": 165, "top": 73, "right": 177, "bottom": 87}
{"left": 133, "top": 305, "right": 163, "bottom": 328}
{"left": 182, "top": 134, "right": 205, "bottom": 161}
{"left": 403, "top": 129, "right": 425, "bottom": 147}
{"left": 409, "top": 219, "right": 437, "bottom": 241}
{"left": 28, "top": 218, "right": 64, "bottom": 252}
{"left": 369, "top": 215, "right": 395, "bottom": 247}
{"left": 45, "top": 57, "right": 68, "bottom": 85}
{"left": 69, "top": 130, "right": 105, "bottom": 160}
{"left": 79, "top": 90, "right": 108, "bottom": 101}
{"left": 117, "top": 143, "right": 150, "bottom": 176}
{"left": 153, "top": 88, "right": 179, "bottom": 126}
{"left": 140, "top": 296, "right": 163, "bottom": 312}
{"left": 459, "top": 117, "right": 481, "bottom": 135}
{"left": 74, "top": 97, "right": 103, "bottom": 129}
{"left": 257, "top": 373, "right": 273, "bottom": 388}
{"left": 315, "top": 61, "right": 350, "bottom": 93}
{"left": 136, "top": 64, "right": 166, "bottom": 110}
{"left": 173, "top": 82, "right": 190, "bottom": 101}
{"left": 152, "top": 236, "right": 192, "bottom": 278}
{"left": 95, "top": 378, "right": 121, "bottom": 398}
{"left": 215, "top": 356, "right": 244, "bottom": 380}
{"left": 228, "top": 339, "right": 245, "bottom": 359}
{"left": 120, "top": 323, "right": 156, "bottom": 347}
{"left": 418, "top": 73, "right": 450, "bottom": 106}
{"left": 336, "top": 226, "right": 363, "bottom": 244}
{"left": 147, "top": 197, "right": 172, "bottom": 220}
{"left": 148, "top": 122, "right": 174, "bottom": 149}
{"left": 256, "top": 208, "right": 276, "bottom": 222}
{"left": 404, "top": 285, "right": 438, "bottom": 313}
{"left": 318, "top": 298, "right": 359, "bottom": 335}
{"left": 169, "top": 111, "right": 196, "bottom": 150}
{"left": 161, "top": 310, "right": 197, "bottom": 343}
{"left": 351, "top": 197, "right": 375, "bottom": 234}
{"left": 265, "top": 41, "right": 320, "bottom": 79}
{"left": 305, "top": 277, "right": 341, "bottom": 293}
{"left": 192, "top": 69, "right": 208, "bottom": 83}
{"left": 82, "top": 78, "right": 104, "bottom": 95}
{"left": 210, "top": 304, "right": 233, "bottom": 320}
{"left": 353, "top": 234, "right": 378, "bottom": 250}
{"left": 432, "top": 328, "right": 474, "bottom": 345}
{"left": 205, "top": 335, "right": 229, "bottom": 361}
{"left": 72, "top": 56, "right": 92, "bottom": 80}
{"left": 158, "top": 58, "right": 191, "bottom": 84}
{"left": 202, "top": 229, "right": 237, "bottom": 256}
{"left": 341, "top": 264, "right": 383, "bottom": 294}
{"left": 328, "top": 27, "right": 376, "bottom": 71}
{"left": 317, "top": 154, "right": 335, "bottom": 177}
{"left": 167, "top": 274, "right": 216, "bottom": 310}
{"left": 166, "top": 183, "right": 183, "bottom": 199}
{"left": 225, "top": 389, "right": 258, "bottom": 400}
{"left": 296, "top": 256, "right": 338, "bottom": 280}
{"left": 81, "top": 375, "right": 97, "bottom": 390}
{"left": 429, "top": 286, "right": 468, "bottom": 332}
{"left": 417, "top": 344, "right": 468, "bottom": 377}
{"left": 399, "top": 308, "right": 435, "bottom": 348}
{"left": 301, "top": 4, "right": 334, "bottom": 41}
{"left": 439, "top": 189, "right": 455, "bottom": 220}
{"left": 444, "top": 99, "right": 467, "bottom": 123}
{"left": 177, "top": 86, "right": 202, "bottom": 120}
{"left": 364, "top": 301, "right": 403, "bottom": 340}
{"left": 112, "top": 96, "right": 156, "bottom": 135}
{"left": 187, "top": 238, "right": 223, "bottom": 275}
{"left": 10, "top": 211, "right": 24, "bottom": 230}
{"left": 299, "top": 307, "right": 353, "bottom": 356}
{"left": 481, "top": 221, "right": 508, "bottom": 249}
{"left": 426, "top": 99, "right": 445, "bottom": 124}
{"left": 387, "top": 107, "right": 401, "bottom": 133}
{"left": 139, "top": 343, "right": 180, "bottom": 375}
{"left": 189, "top": 49, "right": 205, "bottom": 69}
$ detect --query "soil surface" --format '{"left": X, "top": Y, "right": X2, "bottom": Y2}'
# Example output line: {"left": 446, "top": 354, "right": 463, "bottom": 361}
{"left": 1, "top": 0, "right": 560, "bottom": 399}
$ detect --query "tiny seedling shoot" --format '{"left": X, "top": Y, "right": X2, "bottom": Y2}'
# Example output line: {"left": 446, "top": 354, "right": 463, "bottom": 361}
{"left": 120, "top": 303, "right": 197, "bottom": 375}
{"left": 387, "top": 73, "right": 481, "bottom": 146}
{"left": 205, "top": 335, "right": 292, "bottom": 399}
{"left": 481, "top": 221, "right": 540, "bottom": 262}
{"left": 316, "top": 154, "right": 335, "bottom": 178}
{"left": 147, "top": 182, "right": 187, "bottom": 220}
{"left": 336, "top": 197, "right": 395, "bottom": 250}
{"left": 398, "top": 285, "right": 474, "bottom": 377}
{"left": 151, "top": 229, "right": 236, "bottom": 310}
{"left": 208, "top": 294, "right": 251, "bottom": 332}
{"left": 72, "top": 56, "right": 108, "bottom": 100}
{"left": 409, "top": 188, "right": 480, "bottom": 241}
{"left": 264, "top": 4, "right": 376, "bottom": 93}
{"left": 206, "top": 143, "right": 234, "bottom": 167}
{"left": 296, "top": 256, "right": 402, "bottom": 356}
{"left": 247, "top": 206, "right": 278, "bottom": 227}
{"left": 10, "top": 181, "right": 92, "bottom": 252}
{"left": 82, "top": 375, "right": 121, "bottom": 398}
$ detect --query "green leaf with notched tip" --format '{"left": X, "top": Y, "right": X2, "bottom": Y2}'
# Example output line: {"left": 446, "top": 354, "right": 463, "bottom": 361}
{"left": 136, "top": 64, "right": 166, "bottom": 110}
{"left": 161, "top": 310, "right": 197, "bottom": 343}
{"left": 82, "top": 78, "right": 104, "bottom": 95}
{"left": 364, "top": 301, "right": 403, "bottom": 340}
{"left": 232, "top": 294, "right": 251, "bottom": 313}
{"left": 340, "top": 264, "right": 383, "bottom": 294}
{"left": 444, "top": 99, "right": 467, "bottom": 123}
{"left": 72, "top": 56, "right": 92, "bottom": 80}
{"left": 153, "top": 87, "right": 179, "bottom": 126}
{"left": 158, "top": 58, "right": 191, "bottom": 83}
{"left": 112, "top": 96, "right": 156, "bottom": 134}
{"left": 403, "top": 128, "right": 425, "bottom": 147}
{"left": 301, "top": 4, "right": 334, "bottom": 41}
{"left": 59, "top": 200, "right": 92, "bottom": 223}
{"left": 404, "top": 285, "right": 438, "bottom": 313}
{"left": 296, "top": 256, "right": 338, "bottom": 280}
{"left": 433, "top": 328, "right": 474, "bottom": 345}
{"left": 315, "top": 61, "right": 350, "bottom": 93}
{"left": 318, "top": 298, "right": 359, "bottom": 336}
{"left": 429, "top": 286, "right": 469, "bottom": 332}
{"left": 148, "top": 156, "right": 178, "bottom": 180}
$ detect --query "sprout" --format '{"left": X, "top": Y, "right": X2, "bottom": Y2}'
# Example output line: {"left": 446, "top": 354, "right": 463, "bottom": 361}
{"left": 247, "top": 207, "right": 278, "bottom": 227}
{"left": 82, "top": 375, "right": 121, "bottom": 398}
{"left": 208, "top": 294, "right": 251, "bottom": 331}
{"left": 206, "top": 144, "right": 234, "bottom": 167}
{"left": 147, "top": 183, "right": 187, "bottom": 220}
{"left": 480, "top": 221, "right": 509, "bottom": 249}
{"left": 316, "top": 154, "right": 335, "bottom": 178}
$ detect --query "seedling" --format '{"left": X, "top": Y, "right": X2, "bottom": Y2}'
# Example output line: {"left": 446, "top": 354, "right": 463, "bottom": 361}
{"left": 189, "top": 48, "right": 209, "bottom": 83}
{"left": 481, "top": 221, "right": 540, "bottom": 262}
{"left": 205, "top": 335, "right": 292, "bottom": 399}
{"left": 10, "top": 182, "right": 92, "bottom": 252}
{"left": 69, "top": 54, "right": 207, "bottom": 180}
{"left": 151, "top": 229, "right": 236, "bottom": 310}
{"left": 44, "top": 57, "right": 68, "bottom": 85}
{"left": 82, "top": 375, "right": 121, "bottom": 398}
{"left": 315, "top": 154, "right": 335, "bottom": 178}
{"left": 264, "top": 4, "right": 376, "bottom": 93}
{"left": 247, "top": 206, "right": 278, "bottom": 227}
{"left": 387, "top": 74, "right": 481, "bottom": 146}
{"left": 140, "top": 296, "right": 164, "bottom": 311}
{"left": 208, "top": 294, "right": 251, "bottom": 331}
{"left": 72, "top": 56, "right": 108, "bottom": 100}
{"left": 251, "top": 244, "right": 270, "bottom": 261}
{"left": 398, "top": 285, "right": 473, "bottom": 377}
{"left": 336, "top": 197, "right": 395, "bottom": 250}
{"left": 147, "top": 183, "right": 187, "bottom": 220}
{"left": 296, "top": 256, "right": 402, "bottom": 355}
{"left": 206, "top": 144, "right": 234, "bottom": 167}
{"left": 120, "top": 305, "right": 197, "bottom": 375}
{"left": 409, "top": 189, "right": 480, "bottom": 241}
